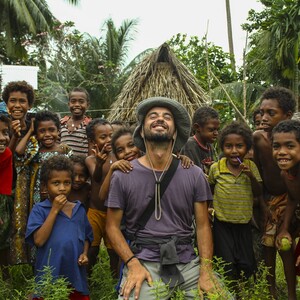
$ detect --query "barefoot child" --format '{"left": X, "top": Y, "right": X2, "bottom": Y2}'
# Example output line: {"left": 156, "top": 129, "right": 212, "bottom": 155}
{"left": 208, "top": 122, "right": 262, "bottom": 284}
{"left": 181, "top": 106, "right": 219, "bottom": 174}
{"left": 272, "top": 120, "right": 300, "bottom": 272}
{"left": 85, "top": 118, "right": 118, "bottom": 276}
{"left": 0, "top": 115, "right": 13, "bottom": 273}
{"left": 253, "top": 86, "right": 296, "bottom": 299}
{"left": 26, "top": 155, "right": 93, "bottom": 299}
{"left": 3, "top": 81, "right": 36, "bottom": 265}
{"left": 11, "top": 111, "right": 72, "bottom": 264}
{"left": 69, "top": 155, "right": 91, "bottom": 210}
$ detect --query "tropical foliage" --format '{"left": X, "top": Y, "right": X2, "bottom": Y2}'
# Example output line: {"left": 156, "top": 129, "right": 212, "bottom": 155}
{"left": 0, "top": 0, "right": 55, "bottom": 59}
{"left": 168, "top": 33, "right": 237, "bottom": 92}
{"left": 243, "top": 0, "right": 300, "bottom": 109}
{"left": 20, "top": 18, "right": 140, "bottom": 116}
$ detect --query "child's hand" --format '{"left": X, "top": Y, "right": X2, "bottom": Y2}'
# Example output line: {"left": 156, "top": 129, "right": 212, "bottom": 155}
{"left": 29, "top": 118, "right": 35, "bottom": 134}
{"left": 176, "top": 154, "right": 194, "bottom": 169}
{"left": 240, "top": 164, "right": 253, "bottom": 178}
{"left": 78, "top": 253, "right": 88, "bottom": 266}
{"left": 93, "top": 144, "right": 108, "bottom": 165}
{"left": 52, "top": 194, "right": 68, "bottom": 212}
{"left": 11, "top": 120, "right": 22, "bottom": 137}
{"left": 112, "top": 160, "right": 133, "bottom": 173}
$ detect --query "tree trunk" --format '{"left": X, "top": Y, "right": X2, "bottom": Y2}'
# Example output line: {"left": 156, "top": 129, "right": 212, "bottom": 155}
{"left": 225, "top": 0, "right": 236, "bottom": 73}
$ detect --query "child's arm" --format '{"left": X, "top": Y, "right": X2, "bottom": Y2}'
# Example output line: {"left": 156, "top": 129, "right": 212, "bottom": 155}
{"left": 15, "top": 119, "right": 34, "bottom": 156}
{"left": 99, "top": 160, "right": 133, "bottom": 202}
{"left": 240, "top": 164, "right": 262, "bottom": 197}
{"left": 8, "top": 120, "right": 22, "bottom": 151}
{"left": 33, "top": 194, "right": 67, "bottom": 247}
{"left": 92, "top": 144, "right": 110, "bottom": 183}
{"left": 78, "top": 240, "right": 89, "bottom": 266}
{"left": 174, "top": 153, "right": 194, "bottom": 169}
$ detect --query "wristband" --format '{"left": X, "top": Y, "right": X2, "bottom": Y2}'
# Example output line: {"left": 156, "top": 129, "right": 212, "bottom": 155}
{"left": 125, "top": 255, "right": 136, "bottom": 266}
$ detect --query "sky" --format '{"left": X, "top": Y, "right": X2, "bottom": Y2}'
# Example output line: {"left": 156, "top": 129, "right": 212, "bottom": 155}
{"left": 47, "top": 0, "right": 263, "bottom": 66}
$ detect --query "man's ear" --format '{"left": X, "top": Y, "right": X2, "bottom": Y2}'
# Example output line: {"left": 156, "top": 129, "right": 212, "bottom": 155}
{"left": 140, "top": 126, "right": 144, "bottom": 138}
{"left": 173, "top": 130, "right": 177, "bottom": 140}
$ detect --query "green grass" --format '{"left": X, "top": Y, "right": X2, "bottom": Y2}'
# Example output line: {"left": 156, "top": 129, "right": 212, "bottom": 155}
{"left": 1, "top": 247, "right": 300, "bottom": 299}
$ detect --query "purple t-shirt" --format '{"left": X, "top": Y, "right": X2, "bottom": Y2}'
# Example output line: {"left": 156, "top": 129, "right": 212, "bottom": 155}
{"left": 106, "top": 159, "right": 212, "bottom": 263}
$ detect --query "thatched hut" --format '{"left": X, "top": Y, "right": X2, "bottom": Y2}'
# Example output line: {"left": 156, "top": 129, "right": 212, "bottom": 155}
{"left": 107, "top": 43, "right": 211, "bottom": 123}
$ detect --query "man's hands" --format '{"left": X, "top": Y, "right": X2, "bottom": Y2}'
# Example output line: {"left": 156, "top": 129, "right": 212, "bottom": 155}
{"left": 120, "top": 259, "right": 152, "bottom": 300}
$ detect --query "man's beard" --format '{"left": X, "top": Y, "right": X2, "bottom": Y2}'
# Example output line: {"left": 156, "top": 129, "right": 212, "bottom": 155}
{"left": 144, "top": 131, "right": 173, "bottom": 143}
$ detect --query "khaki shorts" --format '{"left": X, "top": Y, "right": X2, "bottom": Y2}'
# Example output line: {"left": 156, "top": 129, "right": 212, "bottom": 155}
{"left": 87, "top": 208, "right": 112, "bottom": 249}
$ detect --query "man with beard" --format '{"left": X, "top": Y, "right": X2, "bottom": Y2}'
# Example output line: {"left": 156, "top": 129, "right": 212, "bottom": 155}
{"left": 106, "top": 97, "right": 218, "bottom": 300}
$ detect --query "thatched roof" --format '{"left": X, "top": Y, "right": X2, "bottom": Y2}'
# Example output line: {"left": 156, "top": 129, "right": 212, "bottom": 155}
{"left": 107, "top": 43, "right": 211, "bottom": 123}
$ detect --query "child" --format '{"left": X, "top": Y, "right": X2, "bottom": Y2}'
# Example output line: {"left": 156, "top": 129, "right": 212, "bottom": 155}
{"left": 272, "top": 120, "right": 300, "bottom": 272}
{"left": 85, "top": 118, "right": 118, "bottom": 276}
{"left": 25, "top": 155, "right": 93, "bottom": 300}
{"left": 60, "top": 87, "right": 91, "bottom": 157}
{"left": 181, "top": 106, "right": 219, "bottom": 174}
{"left": 208, "top": 122, "right": 262, "bottom": 283}
{"left": 69, "top": 155, "right": 91, "bottom": 209}
{"left": 111, "top": 120, "right": 128, "bottom": 132}
{"left": 11, "top": 110, "right": 72, "bottom": 265}
{"left": 3, "top": 81, "right": 35, "bottom": 265}
{"left": 2, "top": 80, "right": 35, "bottom": 144}
{"left": 99, "top": 127, "right": 142, "bottom": 202}
{"left": 0, "top": 115, "right": 13, "bottom": 273}
{"left": 253, "top": 86, "right": 296, "bottom": 299}
{"left": 253, "top": 108, "right": 263, "bottom": 131}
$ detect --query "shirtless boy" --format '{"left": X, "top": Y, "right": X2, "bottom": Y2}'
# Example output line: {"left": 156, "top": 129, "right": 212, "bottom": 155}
{"left": 272, "top": 120, "right": 300, "bottom": 268}
{"left": 85, "top": 118, "right": 118, "bottom": 276}
{"left": 253, "top": 86, "right": 296, "bottom": 299}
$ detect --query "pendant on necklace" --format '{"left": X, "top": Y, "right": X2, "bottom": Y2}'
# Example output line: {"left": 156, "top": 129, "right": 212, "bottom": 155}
{"left": 71, "top": 123, "right": 75, "bottom": 127}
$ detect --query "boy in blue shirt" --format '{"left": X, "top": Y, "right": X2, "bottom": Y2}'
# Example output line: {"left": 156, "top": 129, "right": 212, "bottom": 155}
{"left": 26, "top": 155, "right": 93, "bottom": 300}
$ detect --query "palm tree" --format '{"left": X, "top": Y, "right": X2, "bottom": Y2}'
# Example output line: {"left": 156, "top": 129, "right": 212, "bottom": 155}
{"left": 225, "top": 0, "right": 236, "bottom": 73}
{"left": 0, "top": 0, "right": 55, "bottom": 58}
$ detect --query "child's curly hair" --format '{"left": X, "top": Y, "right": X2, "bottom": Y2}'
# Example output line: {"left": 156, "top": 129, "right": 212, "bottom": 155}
{"left": 0, "top": 114, "right": 11, "bottom": 132}
{"left": 219, "top": 121, "right": 253, "bottom": 151}
{"left": 2, "top": 81, "right": 35, "bottom": 106}
{"left": 260, "top": 86, "right": 296, "bottom": 114}
{"left": 86, "top": 118, "right": 111, "bottom": 141}
{"left": 33, "top": 111, "right": 60, "bottom": 135}
{"left": 111, "top": 126, "right": 134, "bottom": 155}
{"left": 272, "top": 120, "right": 300, "bottom": 143}
{"left": 70, "top": 155, "right": 89, "bottom": 179}
{"left": 40, "top": 156, "right": 74, "bottom": 185}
